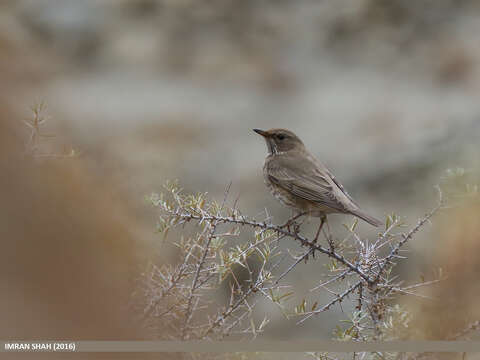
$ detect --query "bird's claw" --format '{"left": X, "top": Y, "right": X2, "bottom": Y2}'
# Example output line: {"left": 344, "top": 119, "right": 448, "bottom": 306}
{"left": 281, "top": 212, "right": 307, "bottom": 232}
{"left": 284, "top": 220, "right": 301, "bottom": 235}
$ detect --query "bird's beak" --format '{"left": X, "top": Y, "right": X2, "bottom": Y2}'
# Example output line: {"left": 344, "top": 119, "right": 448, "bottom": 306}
{"left": 253, "top": 129, "right": 268, "bottom": 137}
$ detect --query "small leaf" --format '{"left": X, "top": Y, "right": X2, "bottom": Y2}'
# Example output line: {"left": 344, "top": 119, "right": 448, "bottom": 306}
{"left": 350, "top": 218, "right": 358, "bottom": 232}
{"left": 385, "top": 215, "right": 392, "bottom": 230}
{"left": 278, "top": 291, "right": 294, "bottom": 302}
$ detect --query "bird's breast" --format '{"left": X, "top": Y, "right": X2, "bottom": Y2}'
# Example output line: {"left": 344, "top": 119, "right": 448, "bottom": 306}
{"left": 262, "top": 161, "right": 307, "bottom": 210}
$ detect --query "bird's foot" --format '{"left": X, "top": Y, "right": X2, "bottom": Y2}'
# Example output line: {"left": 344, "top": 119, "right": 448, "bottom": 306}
{"left": 280, "top": 212, "right": 307, "bottom": 231}
{"left": 280, "top": 219, "right": 297, "bottom": 232}
{"left": 289, "top": 221, "right": 302, "bottom": 235}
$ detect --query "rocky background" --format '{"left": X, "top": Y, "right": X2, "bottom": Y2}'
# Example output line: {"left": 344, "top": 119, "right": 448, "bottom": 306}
{"left": 2, "top": 0, "right": 480, "bottom": 349}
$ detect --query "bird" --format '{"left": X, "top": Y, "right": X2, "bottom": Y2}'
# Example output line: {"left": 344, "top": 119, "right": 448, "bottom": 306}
{"left": 253, "top": 128, "right": 382, "bottom": 240}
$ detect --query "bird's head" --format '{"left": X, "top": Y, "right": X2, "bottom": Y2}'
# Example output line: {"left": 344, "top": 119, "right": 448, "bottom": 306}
{"left": 253, "top": 128, "right": 305, "bottom": 155}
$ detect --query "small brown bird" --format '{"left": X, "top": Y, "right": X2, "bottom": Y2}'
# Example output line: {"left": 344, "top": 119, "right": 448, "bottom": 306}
{"left": 254, "top": 128, "right": 382, "bottom": 238}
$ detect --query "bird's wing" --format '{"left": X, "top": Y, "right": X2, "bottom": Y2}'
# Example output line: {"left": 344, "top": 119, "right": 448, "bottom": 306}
{"left": 267, "top": 155, "right": 354, "bottom": 212}
{"left": 325, "top": 167, "right": 359, "bottom": 208}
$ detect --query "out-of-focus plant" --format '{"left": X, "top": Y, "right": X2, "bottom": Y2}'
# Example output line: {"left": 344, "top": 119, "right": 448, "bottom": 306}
{"left": 23, "top": 101, "right": 78, "bottom": 158}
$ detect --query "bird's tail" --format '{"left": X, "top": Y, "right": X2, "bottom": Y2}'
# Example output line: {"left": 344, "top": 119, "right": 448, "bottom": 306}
{"left": 350, "top": 209, "right": 383, "bottom": 227}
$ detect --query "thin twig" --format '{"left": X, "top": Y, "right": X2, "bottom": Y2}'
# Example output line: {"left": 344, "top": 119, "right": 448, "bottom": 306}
{"left": 274, "top": 248, "right": 314, "bottom": 285}
{"left": 181, "top": 222, "right": 219, "bottom": 339}
{"left": 297, "top": 281, "right": 362, "bottom": 325}
{"left": 164, "top": 209, "right": 373, "bottom": 284}
{"left": 375, "top": 187, "right": 444, "bottom": 282}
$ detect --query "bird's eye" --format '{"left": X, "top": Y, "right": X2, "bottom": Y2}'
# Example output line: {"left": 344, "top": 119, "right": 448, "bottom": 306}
{"left": 277, "top": 134, "right": 286, "bottom": 140}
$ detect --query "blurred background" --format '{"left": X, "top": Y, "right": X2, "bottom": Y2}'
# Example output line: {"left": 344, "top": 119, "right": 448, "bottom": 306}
{"left": 1, "top": 0, "right": 480, "bottom": 352}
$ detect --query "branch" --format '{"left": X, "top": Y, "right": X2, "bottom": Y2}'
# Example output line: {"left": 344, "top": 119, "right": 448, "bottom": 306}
{"left": 297, "top": 281, "right": 362, "bottom": 325}
{"left": 274, "top": 248, "right": 314, "bottom": 285}
{"left": 180, "top": 183, "right": 234, "bottom": 339}
{"left": 375, "top": 187, "right": 444, "bottom": 282}
{"left": 181, "top": 221, "right": 217, "bottom": 339}
{"left": 165, "top": 208, "right": 373, "bottom": 284}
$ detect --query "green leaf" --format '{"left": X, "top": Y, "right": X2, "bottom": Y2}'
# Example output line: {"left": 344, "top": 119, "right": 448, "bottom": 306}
{"left": 385, "top": 215, "right": 392, "bottom": 230}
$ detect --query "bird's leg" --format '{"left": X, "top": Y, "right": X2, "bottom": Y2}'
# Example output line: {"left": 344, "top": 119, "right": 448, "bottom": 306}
{"left": 283, "top": 210, "right": 296, "bottom": 233}
{"left": 313, "top": 214, "right": 327, "bottom": 244}
{"left": 324, "top": 218, "right": 334, "bottom": 251}
{"left": 287, "top": 213, "right": 298, "bottom": 233}
{"left": 310, "top": 215, "right": 326, "bottom": 259}
{"left": 281, "top": 211, "right": 306, "bottom": 232}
